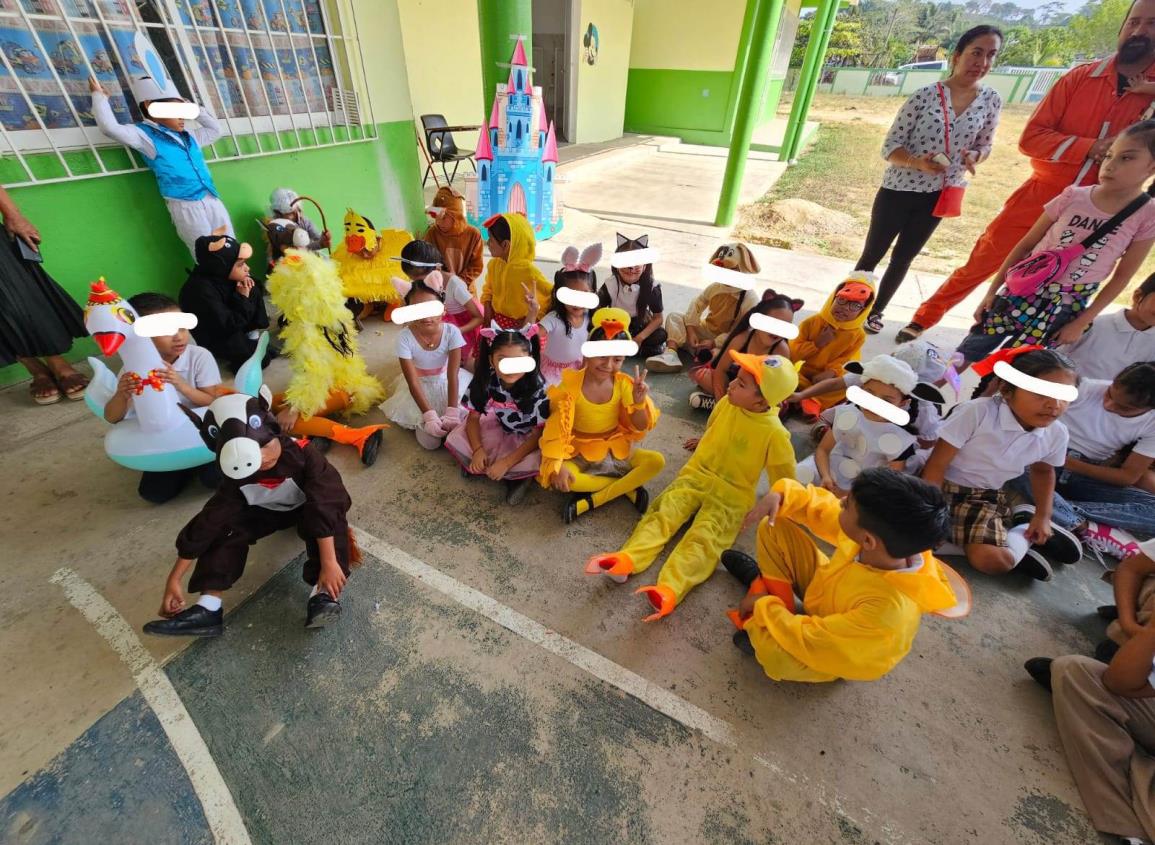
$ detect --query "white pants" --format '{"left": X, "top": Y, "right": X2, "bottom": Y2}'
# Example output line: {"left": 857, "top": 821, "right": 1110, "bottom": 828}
{"left": 166, "top": 195, "right": 233, "bottom": 259}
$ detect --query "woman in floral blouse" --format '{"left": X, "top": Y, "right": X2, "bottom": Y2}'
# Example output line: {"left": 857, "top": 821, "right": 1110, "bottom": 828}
{"left": 855, "top": 25, "right": 1004, "bottom": 334}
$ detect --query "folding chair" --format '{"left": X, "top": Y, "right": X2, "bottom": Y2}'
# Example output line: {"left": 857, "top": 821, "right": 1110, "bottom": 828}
{"left": 420, "top": 114, "right": 479, "bottom": 186}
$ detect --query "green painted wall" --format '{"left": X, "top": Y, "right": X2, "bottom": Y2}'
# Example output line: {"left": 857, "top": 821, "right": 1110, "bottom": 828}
{"left": 623, "top": 69, "right": 733, "bottom": 142}
{"left": 0, "top": 119, "right": 424, "bottom": 386}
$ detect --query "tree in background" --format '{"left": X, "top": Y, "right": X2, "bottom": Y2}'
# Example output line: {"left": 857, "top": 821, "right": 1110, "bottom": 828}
{"left": 1069, "top": 0, "right": 1133, "bottom": 58}
{"left": 999, "top": 25, "right": 1075, "bottom": 66}
{"left": 790, "top": 14, "right": 865, "bottom": 67}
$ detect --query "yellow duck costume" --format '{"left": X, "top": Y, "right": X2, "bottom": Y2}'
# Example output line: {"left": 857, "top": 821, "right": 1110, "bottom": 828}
{"left": 267, "top": 249, "right": 387, "bottom": 464}
{"left": 481, "top": 212, "right": 553, "bottom": 326}
{"left": 789, "top": 273, "right": 876, "bottom": 411}
{"left": 742, "top": 478, "right": 967, "bottom": 682}
{"left": 538, "top": 308, "right": 663, "bottom": 521}
{"left": 587, "top": 352, "right": 799, "bottom": 621}
{"left": 331, "top": 208, "right": 411, "bottom": 309}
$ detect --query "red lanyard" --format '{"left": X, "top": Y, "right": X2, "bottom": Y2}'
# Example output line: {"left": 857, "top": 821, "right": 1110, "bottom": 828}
{"left": 937, "top": 83, "right": 951, "bottom": 156}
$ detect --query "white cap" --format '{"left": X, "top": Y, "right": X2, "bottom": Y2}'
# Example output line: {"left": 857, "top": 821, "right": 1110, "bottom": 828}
{"left": 270, "top": 188, "right": 299, "bottom": 215}
{"left": 849, "top": 354, "right": 918, "bottom": 396}
{"left": 128, "top": 31, "right": 183, "bottom": 104}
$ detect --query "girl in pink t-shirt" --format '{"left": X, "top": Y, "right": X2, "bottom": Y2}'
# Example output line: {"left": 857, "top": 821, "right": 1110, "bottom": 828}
{"left": 958, "top": 121, "right": 1155, "bottom": 365}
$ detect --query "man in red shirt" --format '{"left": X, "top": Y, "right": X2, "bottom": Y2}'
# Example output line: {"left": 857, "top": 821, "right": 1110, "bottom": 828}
{"left": 898, "top": 0, "right": 1155, "bottom": 340}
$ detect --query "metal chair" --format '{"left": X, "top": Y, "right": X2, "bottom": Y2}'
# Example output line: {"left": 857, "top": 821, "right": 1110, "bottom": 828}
{"left": 420, "top": 114, "right": 478, "bottom": 186}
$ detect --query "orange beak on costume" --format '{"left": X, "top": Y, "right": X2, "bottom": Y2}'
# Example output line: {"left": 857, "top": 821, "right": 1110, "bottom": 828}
{"left": 836, "top": 282, "right": 873, "bottom": 303}
{"left": 600, "top": 320, "right": 626, "bottom": 340}
{"left": 346, "top": 234, "right": 366, "bottom": 253}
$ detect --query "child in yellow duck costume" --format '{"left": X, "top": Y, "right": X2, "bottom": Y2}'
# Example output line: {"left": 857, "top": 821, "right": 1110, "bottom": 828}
{"left": 538, "top": 308, "right": 663, "bottom": 524}
{"left": 481, "top": 212, "right": 553, "bottom": 329}
{"left": 724, "top": 468, "right": 970, "bottom": 682}
{"left": 788, "top": 272, "right": 877, "bottom": 416}
{"left": 587, "top": 352, "right": 798, "bottom": 621}
{"left": 331, "top": 208, "right": 411, "bottom": 314}
{"left": 267, "top": 249, "right": 387, "bottom": 465}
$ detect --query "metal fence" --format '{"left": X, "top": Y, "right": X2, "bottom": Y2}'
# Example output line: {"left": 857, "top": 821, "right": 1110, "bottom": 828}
{"left": 785, "top": 64, "right": 1064, "bottom": 104}
{"left": 0, "top": 0, "right": 375, "bottom": 187}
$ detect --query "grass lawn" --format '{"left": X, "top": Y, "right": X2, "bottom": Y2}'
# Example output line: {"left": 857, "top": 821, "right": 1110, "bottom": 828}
{"left": 737, "top": 92, "right": 1153, "bottom": 300}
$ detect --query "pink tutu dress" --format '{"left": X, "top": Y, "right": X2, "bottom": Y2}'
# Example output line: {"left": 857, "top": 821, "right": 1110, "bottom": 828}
{"left": 445, "top": 375, "right": 550, "bottom": 480}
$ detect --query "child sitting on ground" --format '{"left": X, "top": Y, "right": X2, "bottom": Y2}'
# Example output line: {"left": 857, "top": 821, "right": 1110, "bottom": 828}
{"left": 1009, "top": 361, "right": 1155, "bottom": 561}
{"left": 721, "top": 467, "right": 964, "bottom": 682}
{"left": 268, "top": 188, "right": 329, "bottom": 251}
{"left": 89, "top": 70, "right": 229, "bottom": 257}
{"left": 179, "top": 232, "right": 272, "bottom": 372}
{"left": 687, "top": 289, "right": 801, "bottom": 411}
{"left": 423, "top": 186, "right": 484, "bottom": 293}
{"left": 400, "top": 240, "right": 483, "bottom": 370}
{"left": 537, "top": 243, "right": 599, "bottom": 385}
{"left": 103, "top": 292, "right": 223, "bottom": 504}
{"left": 1100, "top": 539, "right": 1155, "bottom": 664}
{"left": 796, "top": 355, "right": 943, "bottom": 496}
{"left": 586, "top": 352, "right": 797, "bottom": 622}
{"left": 143, "top": 390, "right": 355, "bottom": 637}
{"left": 598, "top": 233, "right": 666, "bottom": 359}
{"left": 381, "top": 273, "right": 471, "bottom": 449}
{"left": 921, "top": 347, "right": 1081, "bottom": 582}
{"left": 645, "top": 243, "right": 761, "bottom": 373}
{"left": 481, "top": 213, "right": 552, "bottom": 329}
{"left": 786, "top": 272, "right": 876, "bottom": 419}
{"left": 538, "top": 308, "right": 663, "bottom": 524}
{"left": 960, "top": 122, "right": 1155, "bottom": 368}
{"left": 445, "top": 325, "right": 550, "bottom": 505}
{"left": 1063, "top": 273, "right": 1155, "bottom": 381}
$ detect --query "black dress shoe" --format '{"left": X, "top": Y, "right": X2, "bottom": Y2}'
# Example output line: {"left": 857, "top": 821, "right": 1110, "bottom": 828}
{"left": 1097, "top": 604, "right": 1120, "bottom": 621}
{"left": 361, "top": 429, "right": 383, "bottom": 467}
{"left": 721, "top": 549, "right": 760, "bottom": 588}
{"left": 143, "top": 605, "right": 223, "bottom": 638}
{"left": 1024, "top": 657, "right": 1053, "bottom": 692}
{"left": 305, "top": 592, "right": 342, "bottom": 629}
{"left": 1095, "top": 639, "right": 1121, "bottom": 663}
{"left": 633, "top": 486, "right": 650, "bottom": 515}
{"left": 733, "top": 630, "right": 755, "bottom": 656}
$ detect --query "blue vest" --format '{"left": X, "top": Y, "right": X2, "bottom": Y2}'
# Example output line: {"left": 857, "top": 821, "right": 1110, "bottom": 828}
{"left": 138, "top": 122, "right": 218, "bottom": 202}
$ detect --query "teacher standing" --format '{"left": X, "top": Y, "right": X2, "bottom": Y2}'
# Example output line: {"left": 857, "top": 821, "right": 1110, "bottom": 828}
{"left": 855, "top": 26, "right": 1004, "bottom": 335}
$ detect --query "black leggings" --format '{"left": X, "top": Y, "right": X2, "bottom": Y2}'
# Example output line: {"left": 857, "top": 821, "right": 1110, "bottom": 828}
{"left": 855, "top": 187, "right": 943, "bottom": 317}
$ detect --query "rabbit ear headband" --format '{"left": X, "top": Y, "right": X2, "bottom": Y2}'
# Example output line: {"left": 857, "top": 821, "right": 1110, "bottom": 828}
{"left": 560, "top": 243, "right": 603, "bottom": 273}
{"left": 479, "top": 321, "right": 540, "bottom": 342}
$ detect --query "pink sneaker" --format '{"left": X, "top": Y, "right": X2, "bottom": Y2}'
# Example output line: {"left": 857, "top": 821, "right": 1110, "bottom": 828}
{"left": 1080, "top": 521, "right": 1142, "bottom": 561}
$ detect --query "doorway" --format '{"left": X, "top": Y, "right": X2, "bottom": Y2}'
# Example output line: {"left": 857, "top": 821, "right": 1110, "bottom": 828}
{"left": 532, "top": 0, "right": 571, "bottom": 142}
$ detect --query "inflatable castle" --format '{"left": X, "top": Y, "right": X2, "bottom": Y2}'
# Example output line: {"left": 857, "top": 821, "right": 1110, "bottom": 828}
{"left": 464, "top": 36, "right": 564, "bottom": 240}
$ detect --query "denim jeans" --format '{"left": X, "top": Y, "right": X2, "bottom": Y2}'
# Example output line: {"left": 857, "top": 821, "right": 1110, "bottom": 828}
{"left": 1009, "top": 465, "right": 1155, "bottom": 539}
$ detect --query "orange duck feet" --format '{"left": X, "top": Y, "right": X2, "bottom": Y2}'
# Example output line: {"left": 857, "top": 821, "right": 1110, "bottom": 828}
{"left": 635, "top": 584, "right": 676, "bottom": 622}
{"left": 584, "top": 553, "right": 633, "bottom": 583}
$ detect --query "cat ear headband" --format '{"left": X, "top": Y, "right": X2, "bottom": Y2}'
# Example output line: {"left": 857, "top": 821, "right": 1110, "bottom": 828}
{"left": 761, "top": 287, "right": 804, "bottom": 312}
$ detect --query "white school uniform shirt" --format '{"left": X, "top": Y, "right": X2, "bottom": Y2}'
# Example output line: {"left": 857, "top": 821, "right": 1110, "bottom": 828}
{"left": 118, "top": 345, "right": 221, "bottom": 421}
{"left": 539, "top": 312, "right": 588, "bottom": 365}
{"left": 395, "top": 323, "right": 465, "bottom": 370}
{"left": 938, "top": 396, "right": 1069, "bottom": 489}
{"left": 1063, "top": 379, "right": 1155, "bottom": 461}
{"left": 1064, "top": 309, "right": 1155, "bottom": 381}
{"left": 443, "top": 274, "right": 475, "bottom": 316}
{"left": 842, "top": 371, "right": 943, "bottom": 440}
{"left": 826, "top": 405, "right": 917, "bottom": 489}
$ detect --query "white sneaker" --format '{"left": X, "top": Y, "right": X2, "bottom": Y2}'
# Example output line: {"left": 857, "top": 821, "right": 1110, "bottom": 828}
{"left": 646, "top": 348, "right": 683, "bottom": 373}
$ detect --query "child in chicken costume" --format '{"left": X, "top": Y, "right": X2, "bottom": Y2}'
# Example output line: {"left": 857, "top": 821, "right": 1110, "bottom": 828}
{"left": 266, "top": 249, "right": 386, "bottom": 465}
{"left": 331, "top": 208, "right": 411, "bottom": 317}
{"left": 587, "top": 352, "right": 798, "bottom": 621}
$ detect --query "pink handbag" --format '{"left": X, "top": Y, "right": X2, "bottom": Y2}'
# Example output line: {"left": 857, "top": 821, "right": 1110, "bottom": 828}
{"left": 1004, "top": 194, "right": 1150, "bottom": 296}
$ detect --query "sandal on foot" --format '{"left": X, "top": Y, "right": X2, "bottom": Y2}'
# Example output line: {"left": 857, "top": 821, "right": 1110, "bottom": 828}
{"left": 864, "top": 313, "right": 885, "bottom": 335}
{"left": 29, "top": 372, "right": 61, "bottom": 405}
{"left": 54, "top": 371, "right": 89, "bottom": 401}
{"left": 895, "top": 322, "right": 924, "bottom": 343}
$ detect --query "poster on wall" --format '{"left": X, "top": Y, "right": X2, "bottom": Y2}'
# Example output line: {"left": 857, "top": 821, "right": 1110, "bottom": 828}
{"left": 583, "top": 23, "right": 598, "bottom": 65}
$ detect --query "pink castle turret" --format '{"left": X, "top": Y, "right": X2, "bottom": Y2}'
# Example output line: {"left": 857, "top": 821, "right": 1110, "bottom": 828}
{"left": 543, "top": 121, "right": 558, "bottom": 164}
{"left": 475, "top": 119, "right": 494, "bottom": 161}
{"left": 510, "top": 37, "right": 528, "bottom": 69}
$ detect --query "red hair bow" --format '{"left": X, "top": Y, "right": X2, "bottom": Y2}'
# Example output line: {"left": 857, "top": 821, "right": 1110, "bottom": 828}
{"left": 972, "top": 344, "right": 1044, "bottom": 377}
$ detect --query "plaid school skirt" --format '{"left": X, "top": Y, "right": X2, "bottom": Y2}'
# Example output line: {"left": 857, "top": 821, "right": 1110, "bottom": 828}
{"left": 942, "top": 480, "right": 1010, "bottom": 548}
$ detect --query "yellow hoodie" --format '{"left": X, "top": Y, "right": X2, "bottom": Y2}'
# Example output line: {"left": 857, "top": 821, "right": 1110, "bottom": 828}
{"left": 481, "top": 213, "right": 553, "bottom": 320}
{"left": 747, "top": 478, "right": 959, "bottom": 683}
{"left": 789, "top": 278, "right": 875, "bottom": 399}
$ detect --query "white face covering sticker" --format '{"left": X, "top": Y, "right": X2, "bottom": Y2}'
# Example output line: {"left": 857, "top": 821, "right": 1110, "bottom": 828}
{"left": 391, "top": 300, "right": 446, "bottom": 324}
{"left": 147, "top": 101, "right": 200, "bottom": 120}
{"left": 609, "top": 247, "right": 661, "bottom": 268}
{"left": 846, "top": 385, "right": 911, "bottom": 427}
{"left": 556, "top": 287, "right": 601, "bottom": 309}
{"left": 993, "top": 361, "right": 1079, "bottom": 402}
{"left": 748, "top": 312, "right": 799, "bottom": 340}
{"left": 703, "top": 262, "right": 756, "bottom": 290}
{"left": 497, "top": 356, "right": 537, "bottom": 375}
{"left": 134, "top": 311, "right": 198, "bottom": 337}
{"left": 582, "top": 339, "right": 638, "bottom": 358}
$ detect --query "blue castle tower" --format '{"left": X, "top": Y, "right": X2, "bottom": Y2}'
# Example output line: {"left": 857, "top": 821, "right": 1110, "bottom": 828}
{"left": 466, "top": 36, "right": 562, "bottom": 240}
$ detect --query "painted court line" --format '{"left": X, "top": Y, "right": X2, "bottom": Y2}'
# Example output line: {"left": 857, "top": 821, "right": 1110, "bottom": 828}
{"left": 49, "top": 568, "right": 252, "bottom": 845}
{"left": 353, "top": 527, "right": 913, "bottom": 845}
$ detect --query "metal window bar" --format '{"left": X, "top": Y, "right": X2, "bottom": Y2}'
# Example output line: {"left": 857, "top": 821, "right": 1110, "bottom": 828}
{"left": 337, "top": 0, "right": 376, "bottom": 132}
{"left": 272, "top": 0, "right": 333, "bottom": 142}
{"left": 85, "top": 0, "right": 155, "bottom": 169}
{"left": 0, "top": 42, "right": 75, "bottom": 178}
{"left": 224, "top": 3, "right": 287, "bottom": 152}
{"left": 314, "top": 0, "right": 357, "bottom": 137}
{"left": 289, "top": 0, "right": 337, "bottom": 142}
{"left": 253, "top": 0, "right": 307, "bottom": 149}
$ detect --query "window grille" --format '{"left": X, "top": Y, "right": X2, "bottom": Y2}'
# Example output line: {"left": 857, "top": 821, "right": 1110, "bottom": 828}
{"left": 0, "top": 0, "right": 377, "bottom": 187}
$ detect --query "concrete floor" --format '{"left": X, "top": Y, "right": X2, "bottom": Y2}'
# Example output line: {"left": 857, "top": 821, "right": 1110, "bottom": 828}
{"left": 1, "top": 136, "right": 1121, "bottom": 844}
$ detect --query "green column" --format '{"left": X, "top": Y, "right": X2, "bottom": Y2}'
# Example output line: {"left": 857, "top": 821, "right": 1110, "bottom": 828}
{"left": 477, "top": 0, "right": 533, "bottom": 114}
{"left": 782, "top": 0, "right": 838, "bottom": 162}
{"left": 714, "top": 0, "right": 787, "bottom": 227}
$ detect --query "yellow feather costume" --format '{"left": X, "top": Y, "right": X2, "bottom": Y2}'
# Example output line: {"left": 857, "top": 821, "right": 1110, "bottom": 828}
{"left": 331, "top": 208, "right": 411, "bottom": 305}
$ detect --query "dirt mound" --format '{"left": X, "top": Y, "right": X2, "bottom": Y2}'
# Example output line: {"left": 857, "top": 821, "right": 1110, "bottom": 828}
{"left": 737, "top": 198, "right": 857, "bottom": 247}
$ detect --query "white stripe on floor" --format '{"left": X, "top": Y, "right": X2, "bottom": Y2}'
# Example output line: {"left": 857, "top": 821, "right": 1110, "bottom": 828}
{"left": 353, "top": 526, "right": 912, "bottom": 845}
{"left": 49, "top": 568, "right": 252, "bottom": 845}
